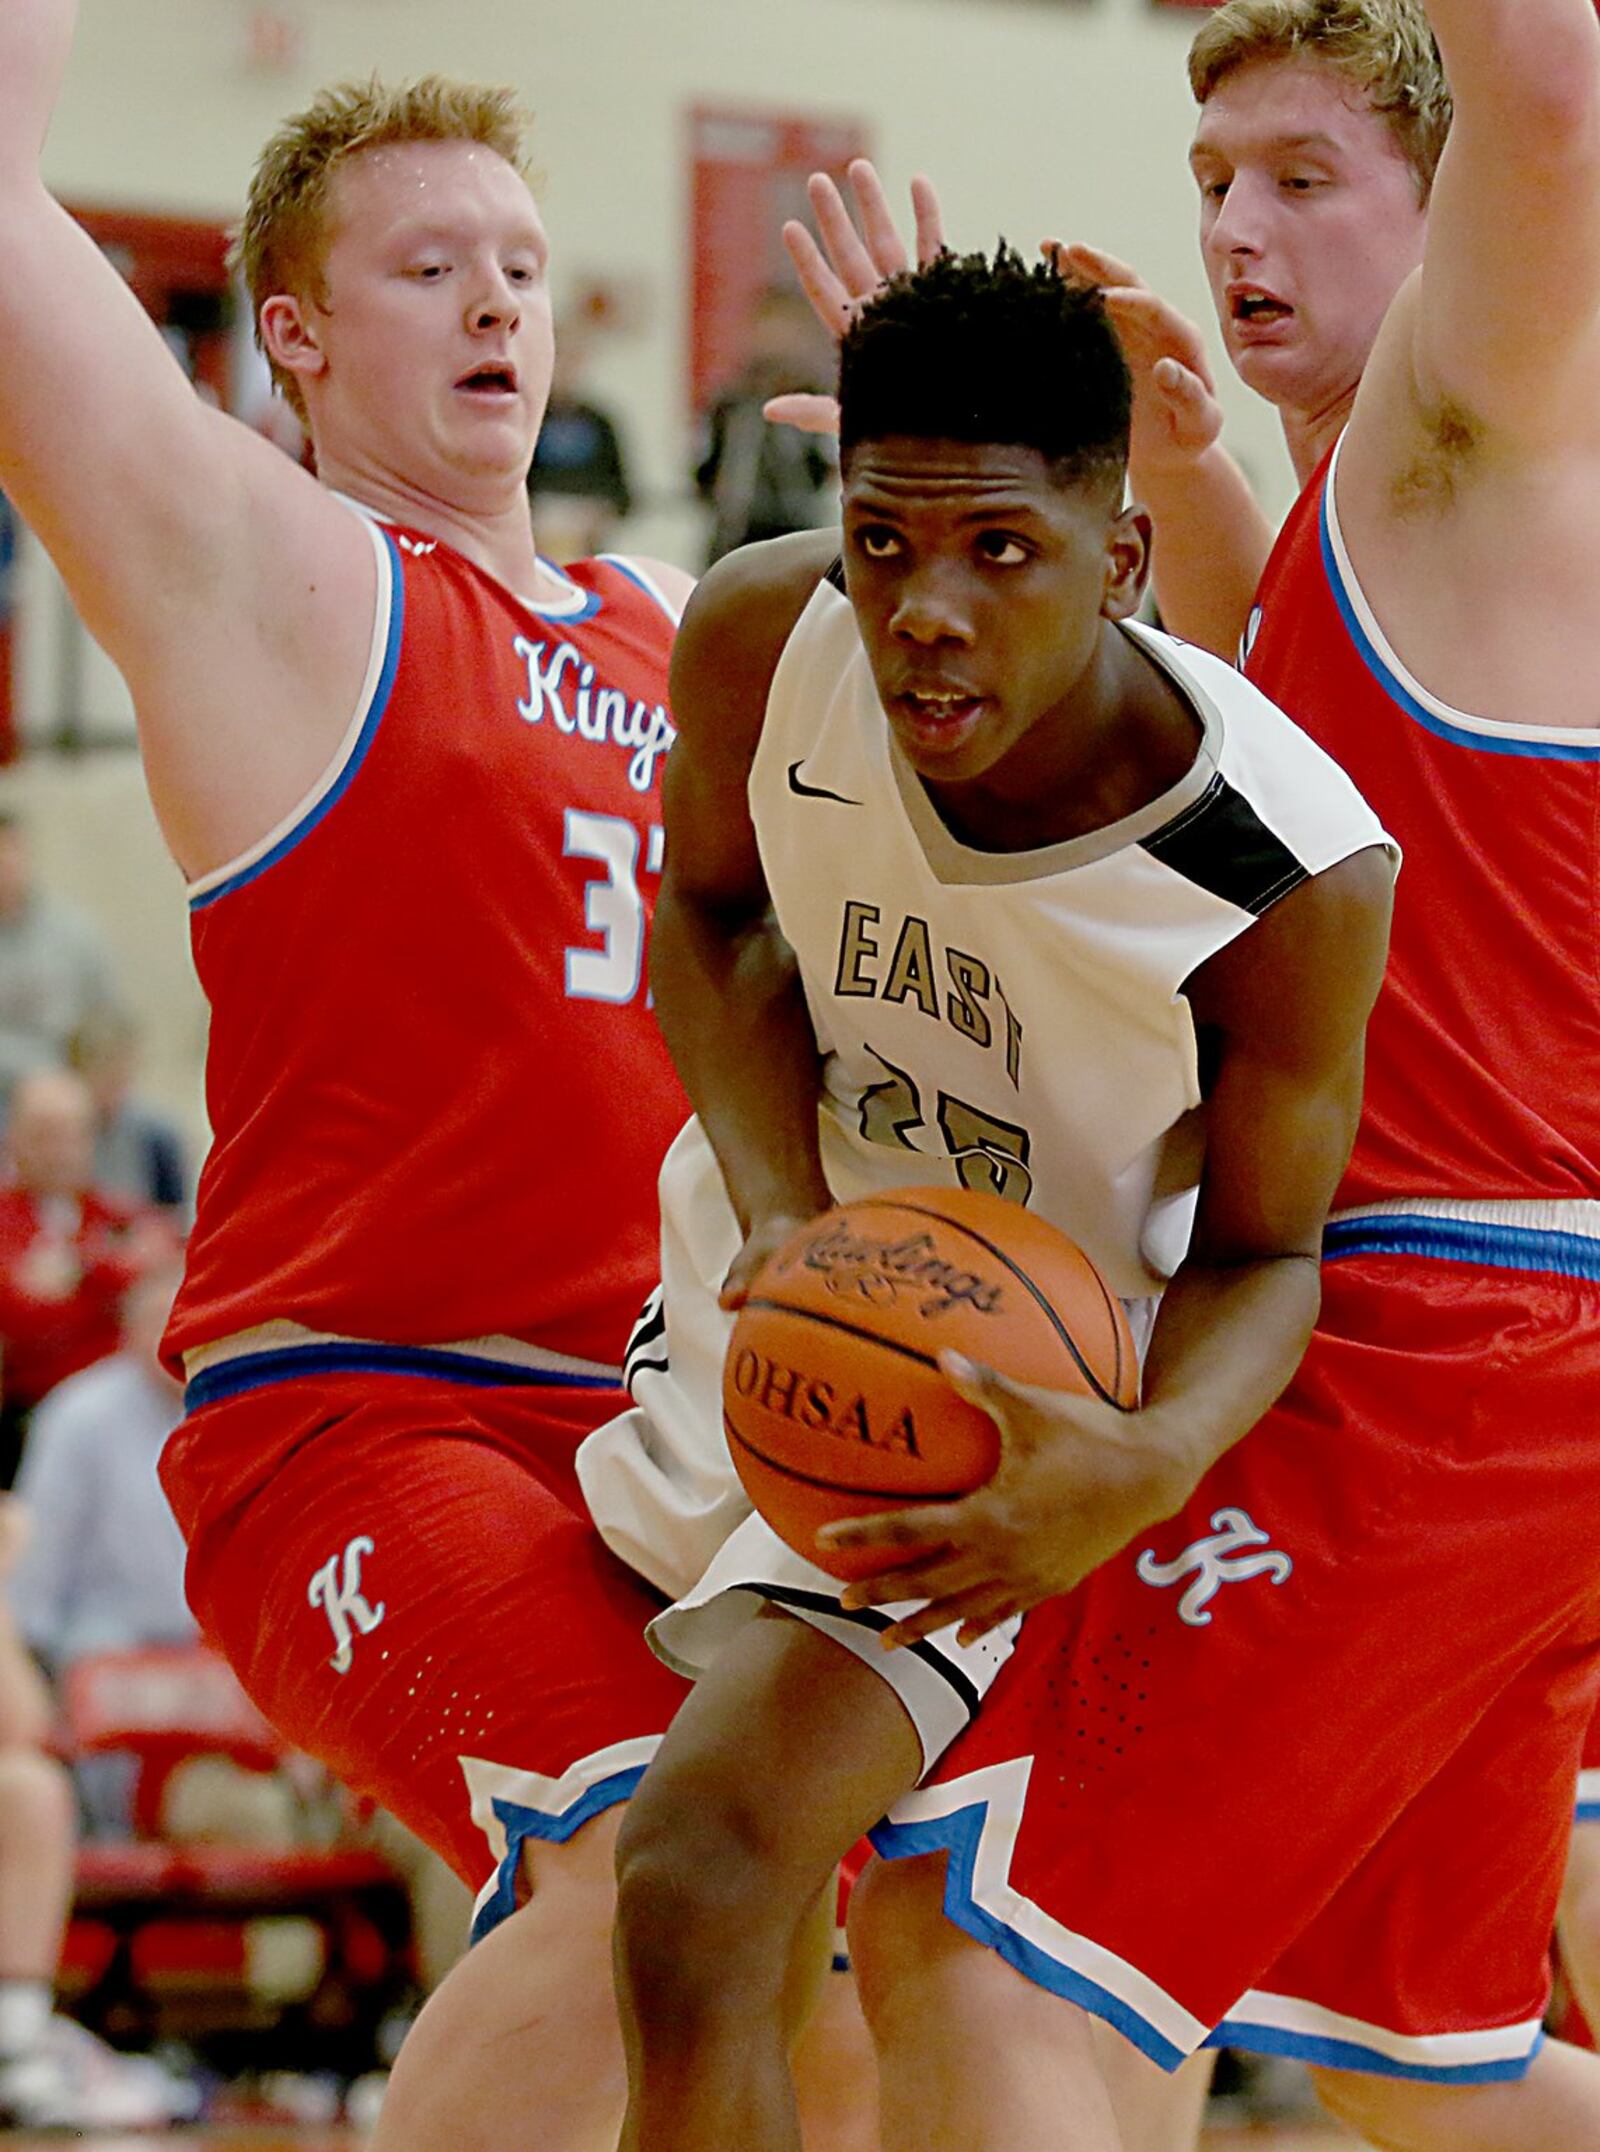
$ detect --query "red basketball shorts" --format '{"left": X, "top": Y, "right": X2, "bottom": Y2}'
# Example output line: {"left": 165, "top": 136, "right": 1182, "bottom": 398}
{"left": 869, "top": 1248, "right": 1600, "bottom": 2083}
{"left": 161, "top": 1370, "right": 689, "bottom": 1938}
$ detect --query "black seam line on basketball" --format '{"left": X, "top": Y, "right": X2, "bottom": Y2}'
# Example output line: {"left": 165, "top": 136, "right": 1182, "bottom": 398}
{"left": 757, "top": 1582, "right": 984, "bottom": 1717}
{"left": 739, "top": 1298, "right": 951, "bottom": 1375}
{"left": 1083, "top": 1258, "right": 1127, "bottom": 1401}
{"left": 724, "top": 1414, "right": 974, "bottom": 1504}
{"left": 834, "top": 1200, "right": 1128, "bottom": 1411}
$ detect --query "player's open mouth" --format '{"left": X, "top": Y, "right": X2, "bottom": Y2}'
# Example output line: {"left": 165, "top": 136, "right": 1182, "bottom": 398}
{"left": 455, "top": 363, "right": 520, "bottom": 397}
{"left": 892, "top": 688, "right": 989, "bottom": 754}
{"left": 1229, "top": 286, "right": 1291, "bottom": 328}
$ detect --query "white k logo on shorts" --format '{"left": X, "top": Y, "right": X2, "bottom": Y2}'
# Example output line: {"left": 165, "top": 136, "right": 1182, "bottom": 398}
{"left": 1135, "top": 1507, "right": 1293, "bottom": 1628}
{"left": 308, "top": 1535, "right": 387, "bottom": 1673}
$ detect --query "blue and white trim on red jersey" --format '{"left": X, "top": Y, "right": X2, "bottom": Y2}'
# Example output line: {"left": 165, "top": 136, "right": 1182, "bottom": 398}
{"left": 1579, "top": 1770, "right": 1600, "bottom": 1825}
{"left": 460, "top": 1738, "right": 663, "bottom": 1941}
{"left": 870, "top": 1760, "right": 1544, "bottom": 2082}
{"left": 187, "top": 514, "right": 404, "bottom": 911}
{"left": 182, "top": 1320, "right": 623, "bottom": 1411}
{"left": 595, "top": 554, "right": 687, "bottom": 628}
{"left": 1207, "top": 1992, "right": 1543, "bottom": 2085}
{"left": 1322, "top": 444, "right": 1600, "bottom": 764}
{"left": 1324, "top": 1198, "right": 1600, "bottom": 1283}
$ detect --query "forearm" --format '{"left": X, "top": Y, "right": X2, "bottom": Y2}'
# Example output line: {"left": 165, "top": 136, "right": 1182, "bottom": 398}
{"left": 1136, "top": 1251, "right": 1321, "bottom": 1500}
{"left": 650, "top": 885, "right": 831, "bottom": 1234}
{"left": 1136, "top": 445, "right": 1275, "bottom": 661}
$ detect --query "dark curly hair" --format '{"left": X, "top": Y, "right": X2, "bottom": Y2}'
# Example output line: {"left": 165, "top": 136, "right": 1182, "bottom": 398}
{"left": 838, "top": 243, "right": 1132, "bottom": 492}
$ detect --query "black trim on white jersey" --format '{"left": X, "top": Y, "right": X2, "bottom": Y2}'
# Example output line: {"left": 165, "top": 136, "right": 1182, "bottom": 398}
{"left": 1141, "top": 773, "right": 1310, "bottom": 918}
{"left": 824, "top": 557, "right": 847, "bottom": 594}
{"left": 623, "top": 1285, "right": 668, "bottom": 1393}
{"left": 760, "top": 1582, "right": 984, "bottom": 1719}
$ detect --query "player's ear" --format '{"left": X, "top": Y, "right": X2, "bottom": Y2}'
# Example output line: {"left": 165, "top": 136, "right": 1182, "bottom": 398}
{"left": 1101, "top": 504, "right": 1151, "bottom": 624}
{"left": 259, "top": 293, "right": 328, "bottom": 390}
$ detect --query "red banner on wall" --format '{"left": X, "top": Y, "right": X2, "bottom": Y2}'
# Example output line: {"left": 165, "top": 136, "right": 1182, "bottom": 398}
{"left": 688, "top": 105, "right": 870, "bottom": 414}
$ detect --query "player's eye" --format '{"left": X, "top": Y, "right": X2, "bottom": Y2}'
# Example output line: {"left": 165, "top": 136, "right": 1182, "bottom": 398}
{"left": 854, "top": 527, "right": 903, "bottom": 561}
{"left": 977, "top": 533, "right": 1030, "bottom": 567}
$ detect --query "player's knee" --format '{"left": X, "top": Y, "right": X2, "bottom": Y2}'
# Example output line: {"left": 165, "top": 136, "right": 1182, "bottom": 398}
{"left": 613, "top": 1776, "right": 799, "bottom": 2028}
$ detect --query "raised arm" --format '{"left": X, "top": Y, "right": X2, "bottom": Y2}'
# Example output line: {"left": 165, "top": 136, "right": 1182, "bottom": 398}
{"left": 1400, "top": 0, "right": 1600, "bottom": 444}
{"left": 651, "top": 530, "right": 841, "bottom": 1295}
{"left": 0, "top": 2, "right": 374, "bottom": 872}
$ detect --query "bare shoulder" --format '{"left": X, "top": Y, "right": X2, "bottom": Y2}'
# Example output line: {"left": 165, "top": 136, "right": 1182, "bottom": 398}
{"left": 669, "top": 529, "right": 841, "bottom": 747}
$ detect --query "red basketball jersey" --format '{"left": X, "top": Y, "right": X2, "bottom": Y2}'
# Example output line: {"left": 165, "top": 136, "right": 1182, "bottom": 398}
{"left": 167, "top": 517, "right": 688, "bottom": 1375}
{"left": 1244, "top": 447, "right": 1600, "bottom": 1209}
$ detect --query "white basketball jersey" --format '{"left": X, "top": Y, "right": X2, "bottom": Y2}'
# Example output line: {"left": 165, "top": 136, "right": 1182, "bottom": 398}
{"left": 577, "top": 570, "right": 1395, "bottom": 1609}
{"left": 755, "top": 570, "right": 1394, "bottom": 1299}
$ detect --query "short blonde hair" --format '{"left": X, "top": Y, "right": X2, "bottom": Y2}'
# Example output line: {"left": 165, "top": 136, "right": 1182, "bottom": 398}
{"left": 234, "top": 75, "right": 531, "bottom": 417}
{"left": 1189, "top": 0, "right": 1451, "bottom": 201}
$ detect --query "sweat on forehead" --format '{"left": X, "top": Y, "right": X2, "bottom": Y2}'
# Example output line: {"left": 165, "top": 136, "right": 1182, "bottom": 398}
{"left": 837, "top": 245, "right": 1132, "bottom": 483}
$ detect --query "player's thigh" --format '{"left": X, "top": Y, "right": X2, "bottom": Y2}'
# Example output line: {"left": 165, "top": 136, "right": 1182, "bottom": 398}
{"left": 185, "top": 1381, "right": 687, "bottom": 1890}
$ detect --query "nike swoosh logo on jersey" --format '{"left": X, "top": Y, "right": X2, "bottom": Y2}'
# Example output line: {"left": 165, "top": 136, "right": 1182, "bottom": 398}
{"left": 787, "top": 761, "right": 861, "bottom": 806}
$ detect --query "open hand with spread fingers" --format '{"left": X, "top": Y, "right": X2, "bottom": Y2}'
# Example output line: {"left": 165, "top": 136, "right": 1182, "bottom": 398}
{"left": 818, "top": 1351, "right": 1193, "bottom": 1651}
{"left": 763, "top": 159, "right": 945, "bottom": 437}
{"left": 1047, "top": 240, "right": 1225, "bottom": 474}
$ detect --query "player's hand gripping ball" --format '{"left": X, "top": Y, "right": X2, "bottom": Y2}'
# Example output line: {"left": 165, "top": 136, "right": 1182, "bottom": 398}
{"left": 723, "top": 1186, "right": 1137, "bottom": 1581}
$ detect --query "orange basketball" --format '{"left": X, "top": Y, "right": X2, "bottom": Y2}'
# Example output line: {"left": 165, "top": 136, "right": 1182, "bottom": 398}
{"left": 723, "top": 1185, "right": 1137, "bottom": 1582}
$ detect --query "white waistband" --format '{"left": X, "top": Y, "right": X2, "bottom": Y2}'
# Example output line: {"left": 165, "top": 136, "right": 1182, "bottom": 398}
{"left": 183, "top": 1320, "right": 622, "bottom": 1384}
{"left": 1329, "top": 1196, "right": 1600, "bottom": 1244}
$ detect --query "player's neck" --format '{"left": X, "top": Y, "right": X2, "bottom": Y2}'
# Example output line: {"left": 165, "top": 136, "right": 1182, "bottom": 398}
{"left": 318, "top": 460, "right": 571, "bottom": 609}
{"left": 1282, "top": 384, "right": 1357, "bottom": 490}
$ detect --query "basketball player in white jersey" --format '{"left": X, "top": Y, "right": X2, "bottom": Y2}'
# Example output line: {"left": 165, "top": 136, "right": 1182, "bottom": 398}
{"left": 576, "top": 244, "right": 1395, "bottom": 2148}
{"left": 777, "top": 2, "right": 1600, "bottom": 2145}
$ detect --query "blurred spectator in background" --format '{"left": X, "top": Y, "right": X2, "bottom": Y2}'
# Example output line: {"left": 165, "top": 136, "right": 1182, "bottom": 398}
{"left": 526, "top": 318, "right": 633, "bottom": 565}
{"left": 695, "top": 285, "right": 837, "bottom": 565}
{"left": 0, "top": 1070, "right": 176, "bottom": 1484}
{"left": 0, "top": 814, "right": 122, "bottom": 1106}
{"left": 0, "top": 1497, "right": 193, "bottom": 2128}
{"left": 8, "top": 1260, "right": 191, "bottom": 1676}
{"left": 67, "top": 1010, "right": 190, "bottom": 1221}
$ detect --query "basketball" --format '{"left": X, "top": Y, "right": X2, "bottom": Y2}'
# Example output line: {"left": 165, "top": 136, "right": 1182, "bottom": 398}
{"left": 723, "top": 1186, "right": 1138, "bottom": 1582}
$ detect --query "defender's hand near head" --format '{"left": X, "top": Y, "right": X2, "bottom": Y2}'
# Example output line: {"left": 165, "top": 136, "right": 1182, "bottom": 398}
{"left": 765, "top": 161, "right": 945, "bottom": 438}
{"left": 1048, "top": 242, "right": 1224, "bottom": 472}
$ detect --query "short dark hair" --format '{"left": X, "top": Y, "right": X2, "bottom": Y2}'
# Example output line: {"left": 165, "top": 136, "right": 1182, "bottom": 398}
{"left": 838, "top": 244, "right": 1132, "bottom": 491}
